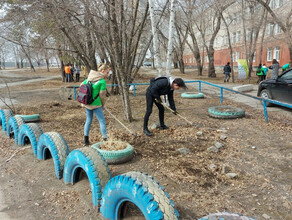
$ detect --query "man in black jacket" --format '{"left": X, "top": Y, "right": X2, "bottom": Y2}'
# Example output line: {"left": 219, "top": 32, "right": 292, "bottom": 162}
{"left": 143, "top": 77, "right": 187, "bottom": 136}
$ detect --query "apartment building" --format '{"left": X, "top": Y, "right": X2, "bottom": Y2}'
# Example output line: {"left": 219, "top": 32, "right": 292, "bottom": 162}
{"left": 183, "top": 0, "right": 290, "bottom": 68}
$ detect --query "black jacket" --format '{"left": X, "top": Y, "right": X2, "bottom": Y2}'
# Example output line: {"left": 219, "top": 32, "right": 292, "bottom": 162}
{"left": 146, "top": 77, "right": 176, "bottom": 111}
{"left": 224, "top": 65, "right": 231, "bottom": 73}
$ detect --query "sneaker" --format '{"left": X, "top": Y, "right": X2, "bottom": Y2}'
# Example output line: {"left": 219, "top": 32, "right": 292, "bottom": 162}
{"left": 103, "top": 138, "right": 107, "bottom": 141}
{"left": 159, "top": 125, "right": 169, "bottom": 130}
{"left": 143, "top": 128, "right": 153, "bottom": 136}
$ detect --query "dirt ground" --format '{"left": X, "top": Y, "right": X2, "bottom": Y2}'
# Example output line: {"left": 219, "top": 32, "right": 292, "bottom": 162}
{"left": 0, "top": 68, "right": 291, "bottom": 220}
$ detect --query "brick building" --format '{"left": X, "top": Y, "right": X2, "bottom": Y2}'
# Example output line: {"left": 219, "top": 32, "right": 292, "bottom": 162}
{"left": 183, "top": 0, "right": 291, "bottom": 68}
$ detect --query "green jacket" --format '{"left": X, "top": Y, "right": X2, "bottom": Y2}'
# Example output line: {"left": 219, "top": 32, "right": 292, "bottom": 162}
{"left": 83, "top": 78, "right": 106, "bottom": 106}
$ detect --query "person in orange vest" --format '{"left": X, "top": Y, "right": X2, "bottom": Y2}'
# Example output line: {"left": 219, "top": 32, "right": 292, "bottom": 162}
{"left": 64, "top": 64, "right": 71, "bottom": 82}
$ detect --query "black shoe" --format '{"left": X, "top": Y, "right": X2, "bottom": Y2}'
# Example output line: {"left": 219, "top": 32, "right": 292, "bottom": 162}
{"left": 143, "top": 128, "right": 153, "bottom": 136}
{"left": 83, "top": 136, "right": 90, "bottom": 146}
{"left": 159, "top": 125, "right": 168, "bottom": 130}
{"left": 103, "top": 138, "right": 107, "bottom": 141}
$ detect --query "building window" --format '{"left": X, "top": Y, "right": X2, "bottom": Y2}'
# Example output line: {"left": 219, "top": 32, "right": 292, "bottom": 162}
{"left": 236, "top": 31, "right": 241, "bottom": 42}
{"left": 267, "top": 23, "right": 274, "bottom": 36}
{"left": 232, "top": 52, "right": 235, "bottom": 62}
{"left": 269, "top": 0, "right": 275, "bottom": 9}
{"left": 273, "top": 47, "right": 280, "bottom": 61}
{"left": 236, "top": 51, "right": 240, "bottom": 61}
{"left": 205, "top": 55, "right": 209, "bottom": 63}
{"left": 225, "top": 36, "right": 228, "bottom": 45}
{"left": 275, "top": 24, "right": 281, "bottom": 34}
{"left": 278, "top": 0, "right": 283, "bottom": 7}
{"left": 267, "top": 48, "right": 272, "bottom": 61}
{"left": 232, "top": 13, "right": 237, "bottom": 24}
{"left": 253, "top": 52, "right": 256, "bottom": 62}
{"left": 232, "top": 32, "right": 236, "bottom": 43}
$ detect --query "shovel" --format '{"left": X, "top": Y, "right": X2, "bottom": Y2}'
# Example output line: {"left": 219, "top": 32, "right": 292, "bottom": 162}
{"left": 160, "top": 102, "right": 198, "bottom": 127}
{"left": 104, "top": 107, "right": 137, "bottom": 138}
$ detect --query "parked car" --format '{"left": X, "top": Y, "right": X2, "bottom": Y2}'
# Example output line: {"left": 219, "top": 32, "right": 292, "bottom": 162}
{"left": 257, "top": 68, "right": 292, "bottom": 106}
{"left": 143, "top": 62, "right": 152, "bottom": 67}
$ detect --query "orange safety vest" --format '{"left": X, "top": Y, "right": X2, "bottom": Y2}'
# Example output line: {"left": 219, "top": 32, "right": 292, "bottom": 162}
{"left": 64, "top": 66, "right": 71, "bottom": 74}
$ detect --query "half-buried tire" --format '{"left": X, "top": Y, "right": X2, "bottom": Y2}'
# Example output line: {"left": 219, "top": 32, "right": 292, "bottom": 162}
{"left": 6, "top": 115, "right": 25, "bottom": 143}
{"left": 0, "top": 109, "right": 13, "bottom": 132}
{"left": 63, "top": 147, "right": 111, "bottom": 207}
{"left": 181, "top": 92, "right": 204, "bottom": 99}
{"left": 37, "top": 132, "right": 70, "bottom": 179}
{"left": 91, "top": 141, "right": 133, "bottom": 165}
{"left": 16, "top": 114, "right": 40, "bottom": 123}
{"left": 100, "top": 171, "right": 180, "bottom": 220}
{"left": 17, "top": 123, "right": 43, "bottom": 156}
{"left": 208, "top": 105, "right": 245, "bottom": 119}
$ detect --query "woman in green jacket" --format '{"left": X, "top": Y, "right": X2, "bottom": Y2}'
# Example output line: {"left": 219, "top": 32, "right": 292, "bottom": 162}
{"left": 256, "top": 63, "right": 264, "bottom": 84}
{"left": 82, "top": 64, "right": 111, "bottom": 146}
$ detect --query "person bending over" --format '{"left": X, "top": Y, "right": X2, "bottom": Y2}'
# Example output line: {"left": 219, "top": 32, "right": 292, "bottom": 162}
{"left": 143, "top": 76, "right": 187, "bottom": 136}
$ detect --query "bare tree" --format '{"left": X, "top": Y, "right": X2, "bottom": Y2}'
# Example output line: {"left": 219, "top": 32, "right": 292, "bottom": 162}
{"left": 256, "top": 0, "right": 292, "bottom": 64}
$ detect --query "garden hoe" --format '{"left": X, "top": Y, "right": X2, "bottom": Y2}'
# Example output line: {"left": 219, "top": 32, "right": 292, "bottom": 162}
{"left": 160, "top": 102, "right": 198, "bottom": 127}
{"left": 104, "top": 107, "right": 137, "bottom": 138}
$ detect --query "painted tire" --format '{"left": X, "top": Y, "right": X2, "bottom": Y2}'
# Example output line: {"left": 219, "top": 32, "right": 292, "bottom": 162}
{"left": 100, "top": 171, "right": 179, "bottom": 220}
{"left": 208, "top": 105, "right": 245, "bottom": 119}
{"left": 17, "top": 123, "right": 43, "bottom": 156}
{"left": 199, "top": 212, "right": 256, "bottom": 220}
{"left": 6, "top": 116, "right": 25, "bottom": 143}
{"left": 63, "top": 147, "right": 111, "bottom": 207}
{"left": 91, "top": 141, "right": 134, "bottom": 165}
{"left": 16, "top": 114, "right": 40, "bottom": 122}
{"left": 181, "top": 92, "right": 204, "bottom": 99}
{"left": 37, "top": 132, "right": 70, "bottom": 179}
{"left": 0, "top": 109, "right": 13, "bottom": 132}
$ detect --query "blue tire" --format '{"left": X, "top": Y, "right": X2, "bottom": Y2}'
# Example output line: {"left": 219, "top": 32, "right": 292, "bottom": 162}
{"left": 0, "top": 109, "right": 13, "bottom": 132}
{"left": 100, "top": 171, "right": 179, "bottom": 220}
{"left": 17, "top": 123, "right": 43, "bottom": 156}
{"left": 181, "top": 92, "right": 204, "bottom": 99}
{"left": 37, "top": 132, "right": 70, "bottom": 179}
{"left": 208, "top": 105, "right": 245, "bottom": 119}
{"left": 63, "top": 147, "right": 111, "bottom": 207}
{"left": 6, "top": 116, "right": 25, "bottom": 143}
{"left": 15, "top": 114, "right": 40, "bottom": 123}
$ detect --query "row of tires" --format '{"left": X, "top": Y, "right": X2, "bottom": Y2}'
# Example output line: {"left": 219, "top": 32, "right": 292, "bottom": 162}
{"left": 0, "top": 109, "right": 180, "bottom": 220}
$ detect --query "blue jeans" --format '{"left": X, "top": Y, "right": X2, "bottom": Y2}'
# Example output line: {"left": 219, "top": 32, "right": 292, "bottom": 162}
{"left": 84, "top": 107, "right": 107, "bottom": 139}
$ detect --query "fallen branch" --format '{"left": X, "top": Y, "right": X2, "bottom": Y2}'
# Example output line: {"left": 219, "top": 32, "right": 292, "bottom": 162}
{"left": 6, "top": 146, "right": 31, "bottom": 163}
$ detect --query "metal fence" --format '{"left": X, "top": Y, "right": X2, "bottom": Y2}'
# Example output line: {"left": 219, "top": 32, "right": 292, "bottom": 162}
{"left": 73, "top": 80, "right": 292, "bottom": 123}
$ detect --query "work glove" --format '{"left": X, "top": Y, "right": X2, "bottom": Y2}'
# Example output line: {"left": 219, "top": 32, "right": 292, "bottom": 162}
{"left": 155, "top": 98, "right": 162, "bottom": 104}
{"left": 172, "top": 110, "right": 179, "bottom": 115}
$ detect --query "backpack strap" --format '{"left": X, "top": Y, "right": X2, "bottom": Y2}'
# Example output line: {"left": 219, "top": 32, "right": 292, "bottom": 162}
{"left": 88, "top": 81, "right": 100, "bottom": 102}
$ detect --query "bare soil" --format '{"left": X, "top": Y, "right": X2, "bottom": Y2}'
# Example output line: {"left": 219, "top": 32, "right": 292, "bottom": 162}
{"left": 0, "top": 68, "right": 291, "bottom": 220}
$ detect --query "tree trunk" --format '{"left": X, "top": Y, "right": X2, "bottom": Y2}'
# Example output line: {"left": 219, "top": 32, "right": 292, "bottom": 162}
{"left": 259, "top": 10, "right": 268, "bottom": 64}
{"left": 165, "top": 0, "right": 176, "bottom": 76}
{"left": 46, "top": 58, "right": 50, "bottom": 72}
{"left": 178, "top": 53, "right": 185, "bottom": 73}
{"left": 58, "top": 48, "right": 65, "bottom": 82}
{"left": 21, "top": 45, "right": 35, "bottom": 72}
{"left": 148, "top": 0, "right": 163, "bottom": 76}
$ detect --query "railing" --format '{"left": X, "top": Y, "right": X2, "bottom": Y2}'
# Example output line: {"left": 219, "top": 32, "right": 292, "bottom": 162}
{"left": 73, "top": 80, "right": 292, "bottom": 123}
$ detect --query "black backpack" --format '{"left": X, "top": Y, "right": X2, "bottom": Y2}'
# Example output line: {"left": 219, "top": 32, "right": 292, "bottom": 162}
{"left": 77, "top": 82, "right": 99, "bottom": 105}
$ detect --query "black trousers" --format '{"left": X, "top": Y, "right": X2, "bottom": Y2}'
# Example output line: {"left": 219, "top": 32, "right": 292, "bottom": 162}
{"left": 143, "top": 92, "right": 165, "bottom": 129}
{"left": 76, "top": 74, "right": 80, "bottom": 82}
